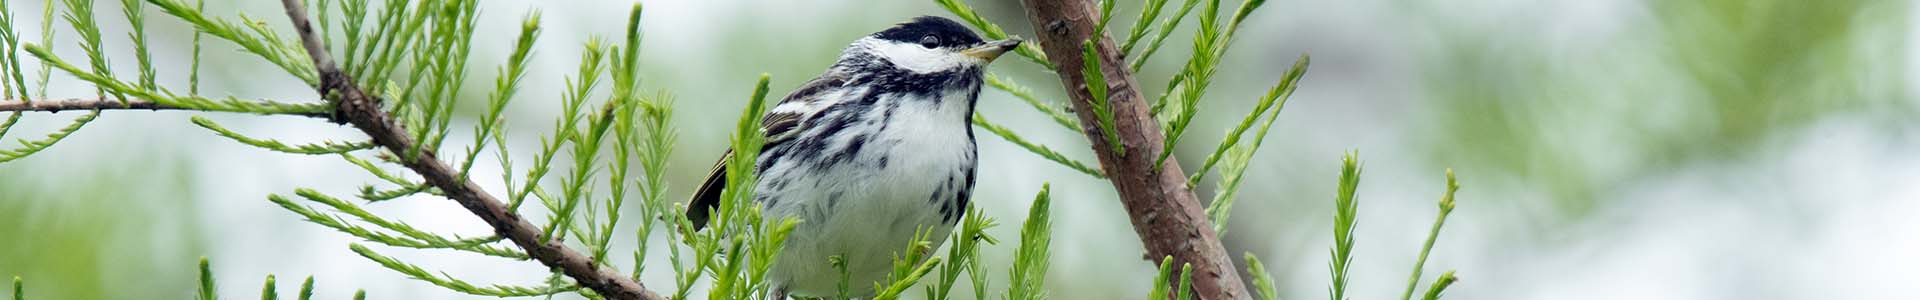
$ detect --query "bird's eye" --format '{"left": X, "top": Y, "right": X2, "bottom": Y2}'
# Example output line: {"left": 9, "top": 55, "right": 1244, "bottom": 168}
{"left": 919, "top": 36, "right": 940, "bottom": 49}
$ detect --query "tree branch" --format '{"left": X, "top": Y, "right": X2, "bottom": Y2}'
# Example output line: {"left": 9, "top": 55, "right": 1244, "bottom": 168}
{"left": 1016, "top": 1, "right": 1250, "bottom": 299}
{"left": 0, "top": 98, "right": 332, "bottom": 118}
{"left": 274, "top": 1, "right": 662, "bottom": 299}
{"left": 0, "top": 98, "right": 173, "bottom": 112}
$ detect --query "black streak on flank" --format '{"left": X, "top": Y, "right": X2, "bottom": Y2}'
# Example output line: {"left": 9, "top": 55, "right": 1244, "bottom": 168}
{"left": 877, "top": 98, "right": 899, "bottom": 134}
{"left": 944, "top": 141, "right": 979, "bottom": 223}
{"left": 759, "top": 146, "right": 790, "bottom": 172}
{"left": 788, "top": 109, "right": 858, "bottom": 166}
{"left": 758, "top": 194, "right": 779, "bottom": 211}
{"left": 830, "top": 133, "right": 868, "bottom": 166}
{"left": 827, "top": 191, "right": 844, "bottom": 212}
{"left": 932, "top": 187, "right": 952, "bottom": 222}
{"left": 768, "top": 176, "right": 792, "bottom": 192}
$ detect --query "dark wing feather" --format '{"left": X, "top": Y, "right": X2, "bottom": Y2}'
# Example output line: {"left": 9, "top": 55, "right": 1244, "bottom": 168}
{"left": 684, "top": 72, "right": 848, "bottom": 230}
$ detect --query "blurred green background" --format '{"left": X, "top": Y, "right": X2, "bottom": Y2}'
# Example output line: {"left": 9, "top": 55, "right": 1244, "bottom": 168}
{"left": 1, "top": 0, "right": 1914, "bottom": 299}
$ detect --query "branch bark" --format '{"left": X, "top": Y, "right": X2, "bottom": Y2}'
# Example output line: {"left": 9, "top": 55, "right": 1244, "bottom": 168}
{"left": 0, "top": 98, "right": 172, "bottom": 112}
{"left": 0, "top": 98, "right": 331, "bottom": 119}
{"left": 275, "top": 1, "right": 662, "bottom": 299}
{"left": 1016, "top": 1, "right": 1250, "bottom": 299}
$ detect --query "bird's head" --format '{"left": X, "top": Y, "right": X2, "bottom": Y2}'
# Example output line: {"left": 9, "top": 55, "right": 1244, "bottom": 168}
{"left": 842, "top": 16, "right": 1022, "bottom": 75}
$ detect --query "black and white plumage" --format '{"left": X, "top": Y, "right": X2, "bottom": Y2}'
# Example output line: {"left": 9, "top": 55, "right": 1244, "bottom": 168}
{"left": 685, "top": 16, "right": 1019, "bottom": 298}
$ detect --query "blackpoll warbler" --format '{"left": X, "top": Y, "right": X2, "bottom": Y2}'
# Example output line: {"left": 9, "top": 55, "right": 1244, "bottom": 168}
{"left": 685, "top": 16, "right": 1020, "bottom": 298}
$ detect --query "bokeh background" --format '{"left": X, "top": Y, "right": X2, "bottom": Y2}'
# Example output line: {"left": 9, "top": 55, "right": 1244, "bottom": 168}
{"left": 2, "top": 0, "right": 1915, "bottom": 299}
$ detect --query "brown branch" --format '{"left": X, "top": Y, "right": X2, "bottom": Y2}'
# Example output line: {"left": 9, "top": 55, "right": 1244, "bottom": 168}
{"left": 0, "top": 98, "right": 332, "bottom": 119}
{"left": 1016, "top": 1, "right": 1250, "bottom": 300}
{"left": 275, "top": 1, "right": 662, "bottom": 299}
{"left": 0, "top": 98, "right": 174, "bottom": 112}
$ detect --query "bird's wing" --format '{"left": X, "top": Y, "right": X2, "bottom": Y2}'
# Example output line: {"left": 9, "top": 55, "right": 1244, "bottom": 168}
{"left": 685, "top": 72, "right": 850, "bottom": 230}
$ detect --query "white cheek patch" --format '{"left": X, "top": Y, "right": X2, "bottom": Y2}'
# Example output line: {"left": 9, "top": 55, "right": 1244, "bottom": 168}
{"left": 862, "top": 38, "right": 981, "bottom": 74}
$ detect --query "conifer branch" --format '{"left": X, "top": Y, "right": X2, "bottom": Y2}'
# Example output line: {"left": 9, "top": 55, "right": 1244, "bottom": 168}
{"left": 0, "top": 98, "right": 331, "bottom": 117}
{"left": 273, "top": 0, "right": 662, "bottom": 299}
{"left": 1016, "top": 0, "right": 1249, "bottom": 299}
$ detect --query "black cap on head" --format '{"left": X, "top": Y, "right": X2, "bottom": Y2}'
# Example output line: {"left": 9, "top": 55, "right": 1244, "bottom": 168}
{"left": 872, "top": 16, "right": 985, "bottom": 49}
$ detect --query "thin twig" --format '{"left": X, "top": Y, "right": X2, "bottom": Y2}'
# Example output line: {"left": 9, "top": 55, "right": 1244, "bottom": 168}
{"left": 0, "top": 98, "right": 330, "bottom": 118}
{"left": 274, "top": 1, "right": 662, "bottom": 299}
{"left": 1016, "top": 0, "right": 1250, "bottom": 299}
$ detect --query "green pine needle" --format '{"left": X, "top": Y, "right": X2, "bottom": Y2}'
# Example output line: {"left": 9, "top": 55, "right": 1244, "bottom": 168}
{"left": 877, "top": 257, "right": 942, "bottom": 300}
{"left": 1146, "top": 256, "right": 1174, "bottom": 299}
{"left": 146, "top": 0, "right": 318, "bottom": 85}
{"left": 875, "top": 228, "right": 943, "bottom": 300}
{"left": 338, "top": 153, "right": 423, "bottom": 189}
{"left": 269, "top": 191, "right": 525, "bottom": 259}
{"left": 191, "top": 116, "right": 372, "bottom": 155}
{"left": 1007, "top": 184, "right": 1053, "bottom": 300}
{"left": 0, "top": 0, "right": 31, "bottom": 101}
{"left": 632, "top": 89, "right": 678, "bottom": 279}
{"left": 187, "top": 0, "right": 203, "bottom": 95}
{"left": 972, "top": 113, "right": 1105, "bottom": 178}
{"left": 354, "top": 0, "right": 437, "bottom": 88}
{"left": 297, "top": 277, "right": 314, "bottom": 300}
{"left": 833, "top": 256, "right": 853, "bottom": 300}
{"left": 926, "top": 204, "right": 999, "bottom": 300}
{"left": 63, "top": 0, "right": 115, "bottom": 100}
{"left": 1246, "top": 253, "right": 1280, "bottom": 300}
{"left": 0, "top": 111, "right": 96, "bottom": 163}
{"left": 542, "top": 76, "right": 620, "bottom": 244}
{"left": 22, "top": 43, "right": 331, "bottom": 115}
{"left": 1174, "top": 263, "right": 1195, "bottom": 300}
{"left": 1190, "top": 54, "right": 1308, "bottom": 187}
{"left": 32, "top": 0, "right": 53, "bottom": 98}
{"left": 451, "top": 57, "right": 507, "bottom": 183}
{"left": 589, "top": 3, "right": 647, "bottom": 266}
{"left": 694, "top": 73, "right": 795, "bottom": 299}
{"left": 1152, "top": 0, "right": 1225, "bottom": 171}
{"left": 1121, "top": 0, "right": 1173, "bottom": 55}
{"left": 348, "top": 244, "right": 574, "bottom": 297}
{"left": 1224, "top": 0, "right": 1270, "bottom": 42}
{"left": 1199, "top": 56, "right": 1310, "bottom": 234}
{"left": 1079, "top": 41, "right": 1124, "bottom": 156}
{"left": 1130, "top": 0, "right": 1201, "bottom": 71}
{"left": 1093, "top": 0, "right": 1117, "bottom": 38}
{"left": 315, "top": 0, "right": 331, "bottom": 50}
{"left": 0, "top": 113, "right": 16, "bottom": 140}
{"left": 198, "top": 257, "right": 216, "bottom": 300}
{"left": 707, "top": 240, "right": 747, "bottom": 299}
{"left": 714, "top": 74, "right": 772, "bottom": 237}
{"left": 1328, "top": 151, "right": 1363, "bottom": 300}
{"left": 121, "top": 0, "right": 156, "bottom": 90}
{"left": 356, "top": 184, "right": 433, "bottom": 201}
{"left": 1422, "top": 271, "right": 1458, "bottom": 300}
{"left": 507, "top": 38, "right": 606, "bottom": 211}
{"left": 1401, "top": 169, "right": 1461, "bottom": 300}
{"left": 985, "top": 73, "right": 1080, "bottom": 132}
{"left": 259, "top": 275, "right": 277, "bottom": 300}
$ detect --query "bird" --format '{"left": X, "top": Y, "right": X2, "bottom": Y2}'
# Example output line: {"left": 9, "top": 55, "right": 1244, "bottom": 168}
{"left": 683, "top": 16, "right": 1021, "bottom": 298}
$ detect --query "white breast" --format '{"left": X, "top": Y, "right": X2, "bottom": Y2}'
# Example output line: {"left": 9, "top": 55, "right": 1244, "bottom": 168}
{"left": 757, "top": 89, "right": 977, "bottom": 297}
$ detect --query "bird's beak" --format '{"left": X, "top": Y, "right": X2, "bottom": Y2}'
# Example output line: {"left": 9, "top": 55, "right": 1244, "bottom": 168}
{"left": 962, "top": 39, "right": 1023, "bottom": 62}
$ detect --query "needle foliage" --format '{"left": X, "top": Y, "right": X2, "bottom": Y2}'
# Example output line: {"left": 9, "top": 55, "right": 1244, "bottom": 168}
{"left": 0, "top": 0, "right": 1468, "bottom": 298}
